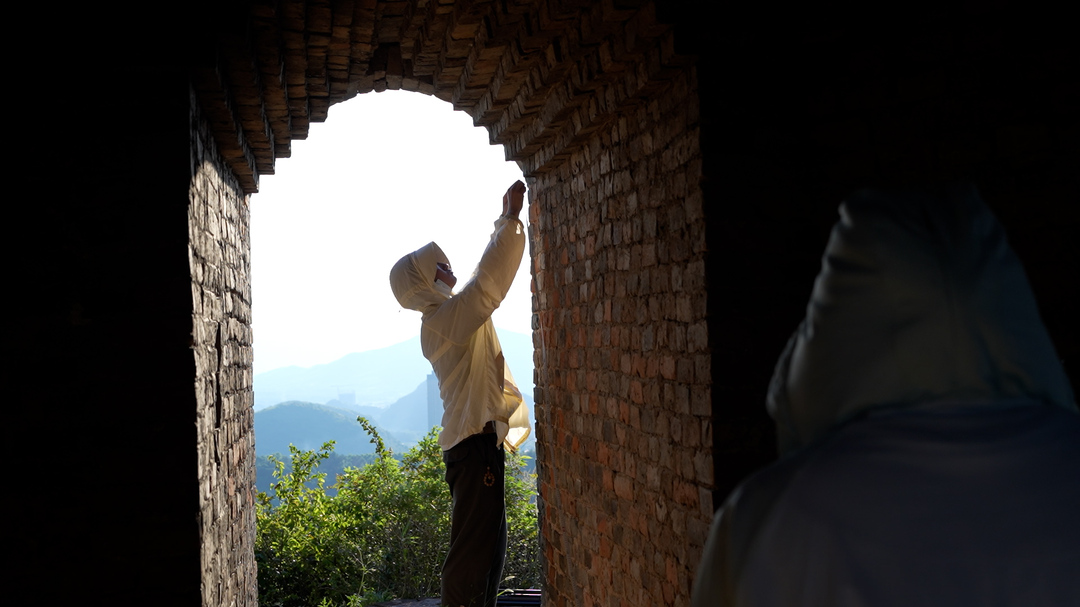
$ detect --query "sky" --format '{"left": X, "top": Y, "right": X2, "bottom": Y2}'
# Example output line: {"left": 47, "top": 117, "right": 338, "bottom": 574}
{"left": 251, "top": 90, "right": 532, "bottom": 374}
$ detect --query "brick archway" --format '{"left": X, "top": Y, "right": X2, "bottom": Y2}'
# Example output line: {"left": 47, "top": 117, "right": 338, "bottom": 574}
{"left": 191, "top": 2, "right": 710, "bottom": 605}
{"left": 192, "top": 0, "right": 694, "bottom": 191}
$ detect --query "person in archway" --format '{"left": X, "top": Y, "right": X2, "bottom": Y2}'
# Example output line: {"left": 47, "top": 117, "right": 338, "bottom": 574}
{"left": 389, "top": 180, "right": 532, "bottom": 607}
{"left": 692, "top": 183, "right": 1080, "bottom": 606}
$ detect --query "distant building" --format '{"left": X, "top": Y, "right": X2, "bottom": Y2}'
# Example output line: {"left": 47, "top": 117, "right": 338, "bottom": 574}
{"left": 427, "top": 373, "right": 441, "bottom": 430}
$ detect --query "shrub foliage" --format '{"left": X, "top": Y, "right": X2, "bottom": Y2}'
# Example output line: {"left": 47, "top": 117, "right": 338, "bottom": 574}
{"left": 256, "top": 418, "right": 540, "bottom": 607}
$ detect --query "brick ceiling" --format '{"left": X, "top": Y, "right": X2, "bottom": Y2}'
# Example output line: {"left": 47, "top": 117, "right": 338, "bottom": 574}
{"left": 191, "top": 0, "right": 689, "bottom": 193}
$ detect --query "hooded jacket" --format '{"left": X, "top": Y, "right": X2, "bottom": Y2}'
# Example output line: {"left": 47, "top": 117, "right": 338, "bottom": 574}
{"left": 389, "top": 216, "right": 530, "bottom": 451}
{"left": 693, "top": 183, "right": 1079, "bottom": 606}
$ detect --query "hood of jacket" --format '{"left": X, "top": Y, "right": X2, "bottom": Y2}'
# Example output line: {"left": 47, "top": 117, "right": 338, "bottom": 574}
{"left": 389, "top": 241, "right": 451, "bottom": 314}
{"left": 767, "top": 182, "right": 1075, "bottom": 456}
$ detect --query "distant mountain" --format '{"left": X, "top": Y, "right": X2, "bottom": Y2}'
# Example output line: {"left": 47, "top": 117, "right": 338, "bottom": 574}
{"left": 255, "top": 401, "right": 406, "bottom": 456}
{"left": 373, "top": 377, "right": 537, "bottom": 451}
{"left": 254, "top": 330, "right": 537, "bottom": 411}
{"left": 372, "top": 378, "right": 438, "bottom": 447}
{"left": 254, "top": 337, "right": 430, "bottom": 409}
{"left": 254, "top": 332, "right": 539, "bottom": 454}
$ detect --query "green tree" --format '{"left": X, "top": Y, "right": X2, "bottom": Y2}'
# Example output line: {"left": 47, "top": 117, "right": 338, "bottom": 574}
{"left": 503, "top": 449, "right": 541, "bottom": 590}
{"left": 256, "top": 442, "right": 371, "bottom": 606}
{"left": 256, "top": 418, "right": 540, "bottom": 607}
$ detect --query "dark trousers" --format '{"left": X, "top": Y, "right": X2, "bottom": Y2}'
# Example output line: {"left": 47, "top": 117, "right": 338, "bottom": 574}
{"left": 441, "top": 432, "right": 507, "bottom": 607}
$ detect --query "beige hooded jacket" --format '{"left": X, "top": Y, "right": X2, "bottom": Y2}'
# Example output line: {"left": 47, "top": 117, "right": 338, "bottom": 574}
{"left": 389, "top": 217, "right": 530, "bottom": 451}
{"left": 693, "top": 183, "right": 1079, "bottom": 606}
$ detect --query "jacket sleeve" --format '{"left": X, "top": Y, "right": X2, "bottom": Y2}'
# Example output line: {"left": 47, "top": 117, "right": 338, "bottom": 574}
{"left": 425, "top": 217, "right": 525, "bottom": 344}
{"left": 692, "top": 452, "right": 808, "bottom": 607}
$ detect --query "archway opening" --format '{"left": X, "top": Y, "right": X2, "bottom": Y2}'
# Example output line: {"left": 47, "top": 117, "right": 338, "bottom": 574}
{"left": 249, "top": 89, "right": 541, "bottom": 603}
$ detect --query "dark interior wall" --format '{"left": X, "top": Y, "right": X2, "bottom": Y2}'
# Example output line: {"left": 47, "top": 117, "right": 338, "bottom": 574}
{"left": 11, "top": 8, "right": 258, "bottom": 598}
{"left": 677, "top": 0, "right": 1079, "bottom": 503}
{"left": 9, "top": 69, "right": 201, "bottom": 606}
{"left": 8, "top": 6, "right": 203, "bottom": 604}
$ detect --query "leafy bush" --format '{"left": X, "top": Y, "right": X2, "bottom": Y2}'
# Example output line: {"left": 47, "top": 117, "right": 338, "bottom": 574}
{"left": 256, "top": 452, "right": 382, "bottom": 499}
{"left": 256, "top": 418, "right": 540, "bottom": 606}
{"left": 502, "top": 448, "right": 541, "bottom": 591}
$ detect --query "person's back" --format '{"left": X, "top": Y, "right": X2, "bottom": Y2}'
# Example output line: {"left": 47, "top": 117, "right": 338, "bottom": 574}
{"left": 693, "top": 183, "right": 1080, "bottom": 606}
{"left": 722, "top": 403, "right": 1080, "bottom": 606}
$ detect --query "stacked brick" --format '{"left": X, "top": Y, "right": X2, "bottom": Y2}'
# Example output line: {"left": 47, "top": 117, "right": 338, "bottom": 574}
{"left": 200, "top": 0, "right": 688, "bottom": 195}
{"left": 531, "top": 65, "right": 710, "bottom": 606}
{"left": 189, "top": 85, "right": 259, "bottom": 607}
{"left": 190, "top": 2, "right": 710, "bottom": 605}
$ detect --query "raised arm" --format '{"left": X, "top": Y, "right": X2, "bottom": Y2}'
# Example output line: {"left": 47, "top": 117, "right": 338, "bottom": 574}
{"left": 425, "top": 181, "right": 527, "bottom": 343}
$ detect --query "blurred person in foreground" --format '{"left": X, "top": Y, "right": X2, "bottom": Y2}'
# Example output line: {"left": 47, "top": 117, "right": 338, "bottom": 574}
{"left": 693, "top": 182, "right": 1079, "bottom": 607}
{"left": 389, "top": 181, "right": 531, "bottom": 607}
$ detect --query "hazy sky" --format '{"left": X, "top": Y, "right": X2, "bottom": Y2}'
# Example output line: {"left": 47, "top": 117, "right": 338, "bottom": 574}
{"left": 251, "top": 90, "right": 531, "bottom": 374}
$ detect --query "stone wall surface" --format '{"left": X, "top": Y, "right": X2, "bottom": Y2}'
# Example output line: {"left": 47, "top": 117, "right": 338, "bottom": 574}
{"left": 531, "top": 66, "right": 709, "bottom": 606}
{"left": 189, "top": 2, "right": 707, "bottom": 605}
{"left": 190, "top": 84, "right": 259, "bottom": 607}
{"left": 12, "top": 33, "right": 204, "bottom": 602}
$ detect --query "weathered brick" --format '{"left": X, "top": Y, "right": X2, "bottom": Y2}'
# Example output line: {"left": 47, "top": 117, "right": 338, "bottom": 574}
{"left": 191, "top": 89, "right": 257, "bottom": 607}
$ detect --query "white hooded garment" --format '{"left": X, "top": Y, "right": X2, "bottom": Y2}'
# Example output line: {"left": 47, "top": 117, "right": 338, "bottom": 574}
{"left": 389, "top": 216, "right": 530, "bottom": 452}
{"left": 693, "top": 183, "right": 1080, "bottom": 607}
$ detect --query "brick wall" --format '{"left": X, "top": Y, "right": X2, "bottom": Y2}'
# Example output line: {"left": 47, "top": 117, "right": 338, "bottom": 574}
{"left": 531, "top": 66, "right": 711, "bottom": 607}
{"left": 189, "top": 84, "right": 259, "bottom": 607}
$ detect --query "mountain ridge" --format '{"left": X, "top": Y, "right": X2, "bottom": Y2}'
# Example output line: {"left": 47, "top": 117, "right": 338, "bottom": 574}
{"left": 254, "top": 400, "right": 407, "bottom": 456}
{"left": 254, "top": 330, "right": 535, "bottom": 410}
